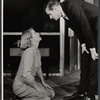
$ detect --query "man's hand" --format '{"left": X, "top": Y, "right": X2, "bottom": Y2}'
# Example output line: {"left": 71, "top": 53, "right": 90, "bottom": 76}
{"left": 90, "top": 48, "right": 98, "bottom": 60}
{"left": 81, "top": 43, "right": 89, "bottom": 54}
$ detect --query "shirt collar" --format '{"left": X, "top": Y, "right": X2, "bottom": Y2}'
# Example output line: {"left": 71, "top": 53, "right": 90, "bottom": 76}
{"left": 60, "top": 7, "right": 69, "bottom": 20}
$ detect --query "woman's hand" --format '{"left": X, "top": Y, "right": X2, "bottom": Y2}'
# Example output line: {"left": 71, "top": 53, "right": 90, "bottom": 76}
{"left": 17, "top": 40, "right": 21, "bottom": 47}
{"left": 13, "top": 40, "right": 21, "bottom": 47}
{"left": 42, "top": 81, "right": 53, "bottom": 90}
{"left": 90, "top": 48, "right": 98, "bottom": 60}
{"left": 36, "top": 87, "right": 47, "bottom": 95}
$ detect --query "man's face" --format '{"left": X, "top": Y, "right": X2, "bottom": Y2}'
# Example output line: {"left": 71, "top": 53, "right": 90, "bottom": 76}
{"left": 45, "top": 6, "right": 61, "bottom": 21}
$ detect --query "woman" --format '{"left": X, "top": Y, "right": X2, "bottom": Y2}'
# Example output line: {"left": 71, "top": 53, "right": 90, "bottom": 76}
{"left": 13, "top": 28, "right": 55, "bottom": 100}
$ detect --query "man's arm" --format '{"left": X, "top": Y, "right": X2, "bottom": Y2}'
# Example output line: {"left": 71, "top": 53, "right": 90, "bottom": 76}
{"left": 68, "top": 3, "right": 98, "bottom": 60}
{"left": 68, "top": 3, "right": 96, "bottom": 48}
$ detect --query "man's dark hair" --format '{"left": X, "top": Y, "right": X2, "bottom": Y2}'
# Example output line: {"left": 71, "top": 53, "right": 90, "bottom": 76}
{"left": 45, "top": 0, "right": 60, "bottom": 10}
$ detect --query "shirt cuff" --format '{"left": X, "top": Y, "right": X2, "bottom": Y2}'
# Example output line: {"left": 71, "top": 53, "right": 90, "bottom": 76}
{"left": 81, "top": 43, "right": 85, "bottom": 47}
{"left": 90, "top": 47, "right": 95, "bottom": 51}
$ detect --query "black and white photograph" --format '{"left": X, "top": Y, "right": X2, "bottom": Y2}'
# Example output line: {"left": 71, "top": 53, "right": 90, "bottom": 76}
{"left": 2, "top": 0, "right": 98, "bottom": 100}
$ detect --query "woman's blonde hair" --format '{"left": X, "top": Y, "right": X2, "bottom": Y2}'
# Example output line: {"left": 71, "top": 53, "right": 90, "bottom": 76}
{"left": 20, "top": 30, "right": 32, "bottom": 49}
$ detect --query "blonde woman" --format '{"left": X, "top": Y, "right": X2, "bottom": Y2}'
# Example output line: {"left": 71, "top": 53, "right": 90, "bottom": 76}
{"left": 13, "top": 28, "right": 55, "bottom": 100}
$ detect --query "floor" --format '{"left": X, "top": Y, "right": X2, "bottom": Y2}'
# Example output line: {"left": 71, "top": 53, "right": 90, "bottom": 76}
{"left": 3, "top": 70, "right": 98, "bottom": 100}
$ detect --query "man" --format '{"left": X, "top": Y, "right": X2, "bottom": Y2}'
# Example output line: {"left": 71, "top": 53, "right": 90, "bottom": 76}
{"left": 44, "top": 0, "right": 98, "bottom": 100}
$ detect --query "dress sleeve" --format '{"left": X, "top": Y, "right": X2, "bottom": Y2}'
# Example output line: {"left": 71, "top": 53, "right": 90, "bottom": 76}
{"left": 21, "top": 49, "right": 34, "bottom": 77}
{"left": 68, "top": 3, "right": 96, "bottom": 48}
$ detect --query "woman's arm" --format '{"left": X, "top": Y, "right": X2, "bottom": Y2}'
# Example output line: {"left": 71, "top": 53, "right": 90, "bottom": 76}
{"left": 36, "top": 66, "right": 44, "bottom": 83}
{"left": 21, "top": 49, "right": 46, "bottom": 94}
{"left": 37, "top": 66, "right": 53, "bottom": 90}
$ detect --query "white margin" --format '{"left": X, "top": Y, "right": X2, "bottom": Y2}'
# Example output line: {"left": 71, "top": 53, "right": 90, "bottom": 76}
{"left": 1, "top": 0, "right": 3, "bottom": 100}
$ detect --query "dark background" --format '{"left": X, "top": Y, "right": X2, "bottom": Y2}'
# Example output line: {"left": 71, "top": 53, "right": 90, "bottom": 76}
{"left": 3, "top": 0, "right": 60, "bottom": 32}
{"left": 1, "top": 0, "right": 100, "bottom": 99}
{"left": 3, "top": 0, "right": 70, "bottom": 75}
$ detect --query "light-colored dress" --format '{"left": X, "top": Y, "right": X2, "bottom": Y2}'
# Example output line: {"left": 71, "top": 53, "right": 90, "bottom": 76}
{"left": 13, "top": 47, "right": 55, "bottom": 99}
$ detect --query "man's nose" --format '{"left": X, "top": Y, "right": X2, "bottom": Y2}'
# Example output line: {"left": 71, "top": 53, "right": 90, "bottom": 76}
{"left": 49, "top": 15, "right": 52, "bottom": 19}
{"left": 36, "top": 33, "right": 39, "bottom": 35}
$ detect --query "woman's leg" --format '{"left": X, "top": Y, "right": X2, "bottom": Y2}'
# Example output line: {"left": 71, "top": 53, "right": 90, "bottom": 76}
{"left": 13, "top": 81, "right": 54, "bottom": 99}
{"left": 44, "top": 96, "right": 51, "bottom": 100}
{"left": 21, "top": 96, "right": 50, "bottom": 100}
{"left": 37, "top": 82, "right": 55, "bottom": 98}
{"left": 14, "top": 84, "right": 48, "bottom": 99}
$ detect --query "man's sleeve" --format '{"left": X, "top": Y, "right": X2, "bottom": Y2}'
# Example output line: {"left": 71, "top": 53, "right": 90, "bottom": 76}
{"left": 68, "top": 3, "right": 96, "bottom": 48}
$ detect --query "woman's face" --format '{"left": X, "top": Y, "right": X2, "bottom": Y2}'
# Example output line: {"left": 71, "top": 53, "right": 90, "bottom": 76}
{"left": 30, "top": 31, "right": 42, "bottom": 42}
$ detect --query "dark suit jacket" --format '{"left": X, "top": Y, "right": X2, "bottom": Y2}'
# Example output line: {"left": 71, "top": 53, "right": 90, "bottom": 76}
{"left": 60, "top": 0, "right": 98, "bottom": 48}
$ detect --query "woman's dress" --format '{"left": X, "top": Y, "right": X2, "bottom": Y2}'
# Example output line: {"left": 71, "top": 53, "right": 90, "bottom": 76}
{"left": 13, "top": 47, "right": 54, "bottom": 99}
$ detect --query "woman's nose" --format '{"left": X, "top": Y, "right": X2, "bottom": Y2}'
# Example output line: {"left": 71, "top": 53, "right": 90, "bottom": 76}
{"left": 36, "top": 33, "right": 40, "bottom": 36}
{"left": 36, "top": 33, "right": 39, "bottom": 35}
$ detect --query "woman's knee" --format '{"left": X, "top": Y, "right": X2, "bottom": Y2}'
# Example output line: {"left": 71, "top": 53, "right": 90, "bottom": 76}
{"left": 50, "top": 90, "right": 55, "bottom": 98}
{"left": 44, "top": 96, "right": 51, "bottom": 100}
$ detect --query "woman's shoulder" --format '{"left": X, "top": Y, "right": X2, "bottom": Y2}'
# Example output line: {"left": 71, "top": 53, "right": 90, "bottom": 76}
{"left": 22, "top": 47, "right": 35, "bottom": 57}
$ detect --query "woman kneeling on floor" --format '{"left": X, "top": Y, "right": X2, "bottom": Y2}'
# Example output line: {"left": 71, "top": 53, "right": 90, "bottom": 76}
{"left": 13, "top": 28, "right": 55, "bottom": 100}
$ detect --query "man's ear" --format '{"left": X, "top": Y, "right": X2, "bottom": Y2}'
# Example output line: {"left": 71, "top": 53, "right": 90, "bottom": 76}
{"left": 54, "top": 6, "right": 57, "bottom": 11}
{"left": 54, "top": 5, "right": 59, "bottom": 11}
{"left": 29, "top": 38, "right": 32, "bottom": 41}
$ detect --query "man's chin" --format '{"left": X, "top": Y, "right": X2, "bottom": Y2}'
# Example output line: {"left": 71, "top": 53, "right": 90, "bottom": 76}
{"left": 55, "top": 18, "right": 59, "bottom": 21}
{"left": 55, "top": 17, "right": 60, "bottom": 21}
{"left": 39, "top": 38, "right": 42, "bottom": 41}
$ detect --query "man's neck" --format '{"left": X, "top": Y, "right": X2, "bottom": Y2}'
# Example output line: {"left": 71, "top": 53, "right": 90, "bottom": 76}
{"left": 60, "top": 5, "right": 69, "bottom": 20}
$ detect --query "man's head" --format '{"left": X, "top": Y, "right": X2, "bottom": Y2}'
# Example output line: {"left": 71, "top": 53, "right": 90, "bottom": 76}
{"left": 45, "top": 0, "right": 62, "bottom": 20}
